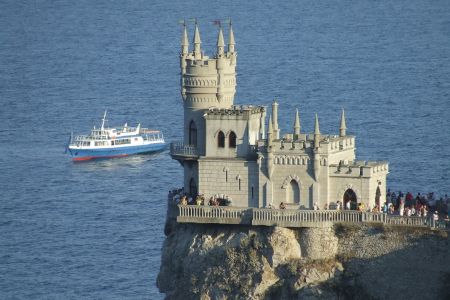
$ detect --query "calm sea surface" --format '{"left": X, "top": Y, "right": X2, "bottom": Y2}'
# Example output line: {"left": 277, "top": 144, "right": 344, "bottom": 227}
{"left": 1, "top": 0, "right": 449, "bottom": 298}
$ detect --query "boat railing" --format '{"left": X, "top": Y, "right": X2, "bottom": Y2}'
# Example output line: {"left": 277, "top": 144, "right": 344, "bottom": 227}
{"left": 142, "top": 132, "right": 164, "bottom": 141}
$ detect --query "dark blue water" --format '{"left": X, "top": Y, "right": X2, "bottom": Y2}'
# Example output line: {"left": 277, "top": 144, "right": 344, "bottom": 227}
{"left": 1, "top": 0, "right": 449, "bottom": 298}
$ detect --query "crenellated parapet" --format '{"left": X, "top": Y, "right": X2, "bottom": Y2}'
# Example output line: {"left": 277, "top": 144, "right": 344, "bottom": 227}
{"left": 205, "top": 105, "right": 265, "bottom": 120}
{"left": 329, "top": 161, "right": 389, "bottom": 178}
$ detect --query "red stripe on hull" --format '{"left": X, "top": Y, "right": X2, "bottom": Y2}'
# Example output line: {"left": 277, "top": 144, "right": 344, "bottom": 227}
{"left": 72, "top": 154, "right": 129, "bottom": 161}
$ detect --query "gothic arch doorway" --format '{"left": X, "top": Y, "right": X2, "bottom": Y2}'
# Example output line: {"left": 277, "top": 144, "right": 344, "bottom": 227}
{"left": 189, "top": 121, "right": 197, "bottom": 147}
{"left": 343, "top": 189, "right": 357, "bottom": 210}
{"left": 189, "top": 178, "right": 197, "bottom": 197}
{"left": 286, "top": 180, "right": 300, "bottom": 204}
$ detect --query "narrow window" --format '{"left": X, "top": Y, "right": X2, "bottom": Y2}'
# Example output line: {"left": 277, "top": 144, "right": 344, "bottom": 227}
{"left": 189, "top": 121, "right": 197, "bottom": 146}
{"left": 239, "top": 178, "right": 241, "bottom": 191}
{"left": 251, "top": 187, "right": 254, "bottom": 199}
{"left": 229, "top": 131, "right": 237, "bottom": 148}
{"left": 218, "top": 131, "right": 225, "bottom": 148}
{"left": 226, "top": 170, "right": 228, "bottom": 182}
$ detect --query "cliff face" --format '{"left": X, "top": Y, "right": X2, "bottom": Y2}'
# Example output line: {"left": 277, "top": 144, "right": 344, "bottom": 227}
{"left": 157, "top": 222, "right": 450, "bottom": 300}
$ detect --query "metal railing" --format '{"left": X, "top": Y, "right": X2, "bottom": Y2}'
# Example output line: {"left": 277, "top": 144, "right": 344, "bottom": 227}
{"left": 177, "top": 205, "right": 434, "bottom": 228}
{"left": 170, "top": 142, "right": 199, "bottom": 158}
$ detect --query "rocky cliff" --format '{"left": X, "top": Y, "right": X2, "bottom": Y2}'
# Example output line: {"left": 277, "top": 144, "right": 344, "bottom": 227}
{"left": 157, "top": 221, "right": 449, "bottom": 299}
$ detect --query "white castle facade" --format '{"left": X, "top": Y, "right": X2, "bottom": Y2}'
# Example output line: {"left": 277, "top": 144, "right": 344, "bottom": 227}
{"left": 170, "top": 22, "right": 389, "bottom": 210}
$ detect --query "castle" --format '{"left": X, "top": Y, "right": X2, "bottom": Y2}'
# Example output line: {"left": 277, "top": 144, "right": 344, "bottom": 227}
{"left": 170, "top": 22, "right": 389, "bottom": 211}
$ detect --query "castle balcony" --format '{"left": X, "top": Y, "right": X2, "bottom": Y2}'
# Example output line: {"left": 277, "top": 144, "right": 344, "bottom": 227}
{"left": 175, "top": 205, "right": 446, "bottom": 229}
{"left": 170, "top": 142, "right": 199, "bottom": 161}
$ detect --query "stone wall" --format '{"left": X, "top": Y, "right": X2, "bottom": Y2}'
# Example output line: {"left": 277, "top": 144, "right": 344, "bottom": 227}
{"left": 198, "top": 159, "right": 259, "bottom": 207}
{"left": 158, "top": 222, "right": 449, "bottom": 299}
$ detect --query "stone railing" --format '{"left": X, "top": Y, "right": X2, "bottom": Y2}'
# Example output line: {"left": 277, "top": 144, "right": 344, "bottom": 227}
{"left": 177, "top": 205, "right": 252, "bottom": 225}
{"left": 177, "top": 206, "right": 438, "bottom": 229}
{"left": 170, "top": 142, "right": 199, "bottom": 159}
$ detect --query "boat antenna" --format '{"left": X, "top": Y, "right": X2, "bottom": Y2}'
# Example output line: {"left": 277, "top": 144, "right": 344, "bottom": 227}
{"left": 101, "top": 110, "right": 107, "bottom": 130}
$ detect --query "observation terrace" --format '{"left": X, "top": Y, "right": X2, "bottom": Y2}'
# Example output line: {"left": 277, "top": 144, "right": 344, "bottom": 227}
{"left": 173, "top": 205, "right": 446, "bottom": 230}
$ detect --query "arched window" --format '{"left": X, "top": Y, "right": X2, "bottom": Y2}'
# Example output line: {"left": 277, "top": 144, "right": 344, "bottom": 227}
{"left": 286, "top": 180, "right": 300, "bottom": 204}
{"left": 218, "top": 131, "right": 225, "bottom": 148}
{"left": 229, "top": 131, "right": 237, "bottom": 148}
{"left": 189, "top": 121, "right": 197, "bottom": 146}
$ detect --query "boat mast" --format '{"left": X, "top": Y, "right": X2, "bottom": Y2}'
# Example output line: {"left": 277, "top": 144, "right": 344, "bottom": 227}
{"left": 101, "top": 110, "right": 107, "bottom": 130}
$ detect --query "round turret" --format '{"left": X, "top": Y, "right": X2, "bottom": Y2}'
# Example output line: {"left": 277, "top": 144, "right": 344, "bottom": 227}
{"left": 180, "top": 22, "right": 237, "bottom": 110}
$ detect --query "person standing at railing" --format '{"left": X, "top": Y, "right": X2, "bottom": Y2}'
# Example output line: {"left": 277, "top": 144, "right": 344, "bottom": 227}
{"left": 432, "top": 211, "right": 439, "bottom": 228}
{"left": 399, "top": 195, "right": 405, "bottom": 216}
{"left": 279, "top": 202, "right": 286, "bottom": 209}
{"left": 313, "top": 202, "right": 319, "bottom": 210}
{"left": 388, "top": 204, "right": 395, "bottom": 214}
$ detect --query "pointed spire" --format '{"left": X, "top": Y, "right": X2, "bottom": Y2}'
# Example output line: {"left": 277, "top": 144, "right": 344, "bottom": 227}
{"left": 181, "top": 22, "right": 189, "bottom": 56}
{"left": 267, "top": 115, "right": 273, "bottom": 147}
{"left": 193, "top": 20, "right": 202, "bottom": 59}
{"left": 217, "top": 26, "right": 225, "bottom": 56}
{"left": 339, "top": 109, "right": 347, "bottom": 137}
{"left": 314, "top": 113, "right": 321, "bottom": 149}
{"left": 193, "top": 20, "right": 201, "bottom": 44}
{"left": 259, "top": 113, "right": 265, "bottom": 139}
{"left": 268, "top": 115, "right": 273, "bottom": 135}
{"left": 228, "top": 20, "right": 235, "bottom": 53}
{"left": 271, "top": 100, "right": 279, "bottom": 139}
{"left": 294, "top": 109, "right": 300, "bottom": 137}
{"left": 314, "top": 113, "right": 320, "bottom": 135}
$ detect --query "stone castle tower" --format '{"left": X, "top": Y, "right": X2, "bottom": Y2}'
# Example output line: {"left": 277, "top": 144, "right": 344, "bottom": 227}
{"left": 180, "top": 21, "right": 237, "bottom": 155}
{"left": 171, "top": 22, "right": 389, "bottom": 210}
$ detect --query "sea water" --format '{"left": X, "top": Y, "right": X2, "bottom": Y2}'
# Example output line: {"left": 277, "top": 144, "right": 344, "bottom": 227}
{"left": 1, "top": 0, "right": 449, "bottom": 298}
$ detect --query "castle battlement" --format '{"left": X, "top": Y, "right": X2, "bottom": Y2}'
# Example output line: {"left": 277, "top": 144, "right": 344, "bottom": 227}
{"left": 205, "top": 105, "right": 265, "bottom": 119}
{"left": 170, "top": 22, "right": 389, "bottom": 211}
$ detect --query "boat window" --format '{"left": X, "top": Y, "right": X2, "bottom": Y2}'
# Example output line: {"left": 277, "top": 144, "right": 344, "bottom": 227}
{"left": 115, "top": 138, "right": 131, "bottom": 145}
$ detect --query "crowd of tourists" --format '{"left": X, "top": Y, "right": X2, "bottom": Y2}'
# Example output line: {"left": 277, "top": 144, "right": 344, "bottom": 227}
{"left": 169, "top": 188, "right": 232, "bottom": 207}
{"left": 382, "top": 190, "right": 450, "bottom": 221}
{"left": 169, "top": 188, "right": 449, "bottom": 222}
{"left": 320, "top": 190, "right": 450, "bottom": 223}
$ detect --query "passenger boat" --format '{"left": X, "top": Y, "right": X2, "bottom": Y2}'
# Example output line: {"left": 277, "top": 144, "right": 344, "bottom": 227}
{"left": 66, "top": 111, "right": 165, "bottom": 161}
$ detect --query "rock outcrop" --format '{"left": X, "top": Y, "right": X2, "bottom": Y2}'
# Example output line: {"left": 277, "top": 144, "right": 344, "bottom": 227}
{"left": 157, "top": 222, "right": 450, "bottom": 299}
